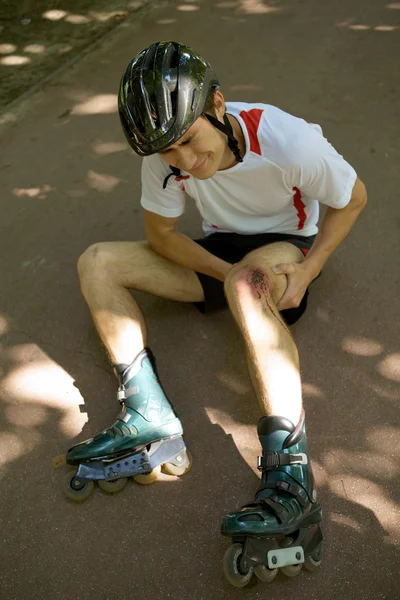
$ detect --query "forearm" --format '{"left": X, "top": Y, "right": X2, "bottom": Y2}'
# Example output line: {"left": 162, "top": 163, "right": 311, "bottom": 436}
{"left": 148, "top": 230, "right": 232, "bottom": 281}
{"left": 304, "top": 190, "right": 367, "bottom": 278}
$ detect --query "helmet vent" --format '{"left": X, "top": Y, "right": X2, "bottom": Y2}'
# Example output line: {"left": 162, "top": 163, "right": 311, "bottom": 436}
{"left": 118, "top": 42, "right": 220, "bottom": 155}
{"left": 170, "top": 88, "right": 177, "bottom": 120}
{"left": 191, "top": 89, "right": 197, "bottom": 111}
{"left": 169, "top": 44, "right": 179, "bottom": 69}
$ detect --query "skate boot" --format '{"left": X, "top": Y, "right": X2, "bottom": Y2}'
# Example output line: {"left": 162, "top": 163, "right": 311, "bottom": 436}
{"left": 221, "top": 412, "right": 322, "bottom": 587}
{"left": 62, "top": 348, "right": 192, "bottom": 501}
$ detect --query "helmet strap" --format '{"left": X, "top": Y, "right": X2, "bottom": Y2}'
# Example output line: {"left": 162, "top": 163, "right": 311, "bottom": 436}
{"left": 162, "top": 113, "right": 243, "bottom": 189}
{"left": 204, "top": 113, "right": 243, "bottom": 163}
{"left": 163, "top": 166, "right": 181, "bottom": 189}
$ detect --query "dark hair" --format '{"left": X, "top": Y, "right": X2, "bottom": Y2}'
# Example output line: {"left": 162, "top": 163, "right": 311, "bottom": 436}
{"left": 203, "top": 86, "right": 219, "bottom": 117}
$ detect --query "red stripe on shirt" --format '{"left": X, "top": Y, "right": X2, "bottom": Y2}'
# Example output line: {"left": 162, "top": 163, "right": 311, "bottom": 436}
{"left": 293, "top": 187, "right": 306, "bottom": 230}
{"left": 239, "top": 108, "right": 263, "bottom": 155}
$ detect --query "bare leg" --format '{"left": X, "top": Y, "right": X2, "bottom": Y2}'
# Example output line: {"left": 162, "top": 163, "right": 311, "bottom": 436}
{"left": 221, "top": 243, "right": 323, "bottom": 576}
{"left": 78, "top": 241, "right": 204, "bottom": 365}
{"left": 224, "top": 242, "right": 305, "bottom": 424}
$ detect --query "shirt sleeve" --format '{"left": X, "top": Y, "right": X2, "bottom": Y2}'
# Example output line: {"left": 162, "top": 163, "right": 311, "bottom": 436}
{"left": 140, "top": 155, "right": 186, "bottom": 218}
{"left": 262, "top": 106, "right": 357, "bottom": 209}
{"left": 287, "top": 125, "right": 357, "bottom": 208}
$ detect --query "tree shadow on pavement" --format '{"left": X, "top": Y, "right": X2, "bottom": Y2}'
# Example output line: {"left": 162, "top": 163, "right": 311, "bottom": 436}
{"left": 0, "top": 0, "right": 399, "bottom": 598}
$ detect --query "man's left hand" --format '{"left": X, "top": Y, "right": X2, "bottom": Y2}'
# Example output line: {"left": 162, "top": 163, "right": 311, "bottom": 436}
{"left": 273, "top": 262, "right": 316, "bottom": 311}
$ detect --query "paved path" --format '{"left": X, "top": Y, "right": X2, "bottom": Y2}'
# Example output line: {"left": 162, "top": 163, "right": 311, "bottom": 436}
{"left": 0, "top": 1, "right": 399, "bottom": 598}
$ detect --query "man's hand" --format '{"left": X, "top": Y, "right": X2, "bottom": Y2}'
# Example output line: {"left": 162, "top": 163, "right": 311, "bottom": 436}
{"left": 273, "top": 262, "right": 317, "bottom": 311}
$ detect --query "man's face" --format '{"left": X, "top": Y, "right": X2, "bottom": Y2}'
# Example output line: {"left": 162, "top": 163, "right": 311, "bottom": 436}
{"left": 158, "top": 114, "right": 228, "bottom": 179}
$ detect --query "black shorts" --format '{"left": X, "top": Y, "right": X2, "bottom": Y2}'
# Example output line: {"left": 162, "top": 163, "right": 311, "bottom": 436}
{"left": 194, "top": 232, "right": 316, "bottom": 325}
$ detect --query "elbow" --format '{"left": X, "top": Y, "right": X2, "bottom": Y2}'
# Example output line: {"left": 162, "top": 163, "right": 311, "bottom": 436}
{"left": 350, "top": 180, "right": 367, "bottom": 212}
{"left": 359, "top": 181, "right": 367, "bottom": 208}
{"left": 145, "top": 224, "right": 160, "bottom": 251}
{"left": 146, "top": 229, "right": 171, "bottom": 254}
{"left": 147, "top": 236, "right": 163, "bottom": 254}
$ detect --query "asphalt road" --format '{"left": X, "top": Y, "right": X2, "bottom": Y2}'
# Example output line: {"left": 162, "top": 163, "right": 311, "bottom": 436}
{"left": 0, "top": 1, "right": 399, "bottom": 599}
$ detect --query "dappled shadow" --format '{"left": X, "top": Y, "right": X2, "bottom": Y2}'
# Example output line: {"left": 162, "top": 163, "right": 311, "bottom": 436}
{"left": 0, "top": 0, "right": 399, "bottom": 598}
{"left": 1, "top": 0, "right": 399, "bottom": 113}
{"left": 0, "top": 0, "right": 149, "bottom": 109}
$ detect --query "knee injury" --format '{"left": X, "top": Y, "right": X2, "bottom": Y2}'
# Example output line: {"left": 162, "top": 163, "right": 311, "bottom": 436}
{"left": 229, "top": 266, "right": 273, "bottom": 300}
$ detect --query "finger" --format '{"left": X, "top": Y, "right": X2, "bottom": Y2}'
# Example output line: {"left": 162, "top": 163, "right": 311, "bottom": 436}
{"left": 273, "top": 263, "right": 296, "bottom": 275}
{"left": 278, "top": 291, "right": 304, "bottom": 311}
{"left": 278, "top": 298, "right": 300, "bottom": 311}
{"left": 277, "top": 291, "right": 292, "bottom": 311}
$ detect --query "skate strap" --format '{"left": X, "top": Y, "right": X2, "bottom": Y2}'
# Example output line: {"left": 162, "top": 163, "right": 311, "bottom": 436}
{"left": 257, "top": 452, "right": 308, "bottom": 470}
{"left": 259, "top": 497, "right": 287, "bottom": 522}
{"left": 258, "top": 480, "right": 309, "bottom": 508}
{"left": 117, "top": 385, "right": 140, "bottom": 403}
{"left": 240, "top": 497, "right": 288, "bottom": 523}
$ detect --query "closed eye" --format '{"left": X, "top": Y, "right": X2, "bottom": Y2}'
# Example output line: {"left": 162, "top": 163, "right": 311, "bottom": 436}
{"left": 159, "top": 135, "right": 196, "bottom": 155}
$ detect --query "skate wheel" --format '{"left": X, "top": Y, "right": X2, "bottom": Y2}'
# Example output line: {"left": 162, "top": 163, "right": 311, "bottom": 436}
{"left": 133, "top": 465, "right": 161, "bottom": 485}
{"left": 280, "top": 564, "right": 303, "bottom": 577}
{"left": 162, "top": 450, "right": 193, "bottom": 477}
{"left": 98, "top": 477, "right": 128, "bottom": 494}
{"left": 52, "top": 454, "right": 66, "bottom": 470}
{"left": 304, "top": 543, "right": 323, "bottom": 571}
{"left": 254, "top": 563, "right": 278, "bottom": 583}
{"left": 63, "top": 469, "right": 94, "bottom": 502}
{"left": 223, "top": 543, "right": 253, "bottom": 588}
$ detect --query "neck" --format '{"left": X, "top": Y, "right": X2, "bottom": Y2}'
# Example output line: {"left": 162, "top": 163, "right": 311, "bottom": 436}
{"left": 218, "top": 113, "right": 246, "bottom": 170}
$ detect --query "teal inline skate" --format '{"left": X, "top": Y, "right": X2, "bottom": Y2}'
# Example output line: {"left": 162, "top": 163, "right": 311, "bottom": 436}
{"left": 61, "top": 348, "right": 192, "bottom": 501}
{"left": 221, "top": 412, "right": 322, "bottom": 587}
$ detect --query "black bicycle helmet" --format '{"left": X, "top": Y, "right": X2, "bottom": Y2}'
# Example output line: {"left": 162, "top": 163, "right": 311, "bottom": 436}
{"left": 118, "top": 41, "right": 242, "bottom": 165}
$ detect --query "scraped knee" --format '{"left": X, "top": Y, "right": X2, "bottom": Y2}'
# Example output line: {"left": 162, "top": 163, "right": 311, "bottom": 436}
{"left": 225, "top": 264, "right": 278, "bottom": 302}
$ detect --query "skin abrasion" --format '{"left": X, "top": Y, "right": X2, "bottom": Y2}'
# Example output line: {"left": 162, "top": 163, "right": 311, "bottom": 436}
{"left": 243, "top": 267, "right": 291, "bottom": 336}
{"left": 246, "top": 267, "right": 270, "bottom": 299}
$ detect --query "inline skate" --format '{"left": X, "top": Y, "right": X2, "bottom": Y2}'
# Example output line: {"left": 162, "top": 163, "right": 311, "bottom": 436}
{"left": 57, "top": 348, "right": 192, "bottom": 501}
{"left": 221, "top": 412, "right": 322, "bottom": 587}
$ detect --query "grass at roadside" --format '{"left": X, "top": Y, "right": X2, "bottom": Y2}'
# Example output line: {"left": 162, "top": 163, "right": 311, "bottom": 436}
{"left": 0, "top": 0, "right": 149, "bottom": 110}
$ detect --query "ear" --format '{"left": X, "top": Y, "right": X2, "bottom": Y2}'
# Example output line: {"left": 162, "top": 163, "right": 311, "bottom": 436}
{"left": 213, "top": 90, "right": 226, "bottom": 119}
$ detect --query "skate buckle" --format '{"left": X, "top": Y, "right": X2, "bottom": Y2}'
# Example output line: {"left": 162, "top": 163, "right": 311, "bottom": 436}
{"left": 117, "top": 385, "right": 140, "bottom": 403}
{"left": 267, "top": 546, "right": 304, "bottom": 569}
{"left": 257, "top": 452, "right": 308, "bottom": 470}
{"left": 291, "top": 452, "right": 308, "bottom": 465}
{"left": 117, "top": 387, "right": 126, "bottom": 402}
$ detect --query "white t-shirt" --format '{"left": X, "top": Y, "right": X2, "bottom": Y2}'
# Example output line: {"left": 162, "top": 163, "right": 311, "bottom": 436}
{"left": 140, "top": 102, "right": 357, "bottom": 237}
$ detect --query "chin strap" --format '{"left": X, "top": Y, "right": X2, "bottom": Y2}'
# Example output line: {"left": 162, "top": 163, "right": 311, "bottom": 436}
{"left": 162, "top": 166, "right": 181, "bottom": 189}
{"left": 162, "top": 112, "right": 243, "bottom": 189}
{"left": 162, "top": 166, "right": 190, "bottom": 189}
{"left": 204, "top": 112, "right": 243, "bottom": 164}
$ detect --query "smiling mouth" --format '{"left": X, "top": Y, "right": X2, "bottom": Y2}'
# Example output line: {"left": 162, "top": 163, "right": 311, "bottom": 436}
{"left": 189, "top": 157, "right": 207, "bottom": 173}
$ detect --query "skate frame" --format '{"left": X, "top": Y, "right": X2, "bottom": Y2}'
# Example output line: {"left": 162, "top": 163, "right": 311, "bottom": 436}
{"left": 73, "top": 436, "right": 186, "bottom": 483}
{"left": 235, "top": 523, "right": 323, "bottom": 569}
